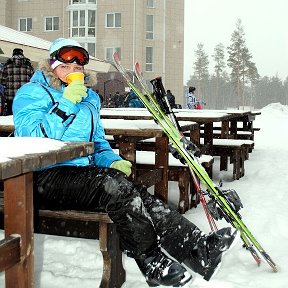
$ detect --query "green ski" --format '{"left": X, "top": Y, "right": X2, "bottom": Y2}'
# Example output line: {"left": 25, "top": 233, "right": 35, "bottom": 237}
{"left": 112, "top": 52, "right": 277, "bottom": 272}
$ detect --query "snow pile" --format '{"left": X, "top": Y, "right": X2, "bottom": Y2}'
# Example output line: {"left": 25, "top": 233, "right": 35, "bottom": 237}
{"left": 1, "top": 103, "right": 288, "bottom": 288}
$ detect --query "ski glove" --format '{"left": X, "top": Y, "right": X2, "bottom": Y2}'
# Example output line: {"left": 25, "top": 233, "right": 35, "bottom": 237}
{"left": 110, "top": 160, "right": 132, "bottom": 176}
{"left": 63, "top": 80, "right": 87, "bottom": 104}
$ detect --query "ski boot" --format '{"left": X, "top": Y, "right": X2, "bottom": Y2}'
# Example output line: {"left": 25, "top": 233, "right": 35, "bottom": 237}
{"left": 183, "top": 227, "right": 239, "bottom": 281}
{"left": 136, "top": 249, "right": 192, "bottom": 287}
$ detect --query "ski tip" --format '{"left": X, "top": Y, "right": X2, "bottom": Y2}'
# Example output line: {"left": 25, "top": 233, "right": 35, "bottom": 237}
{"left": 113, "top": 52, "right": 119, "bottom": 62}
{"left": 135, "top": 62, "right": 140, "bottom": 72}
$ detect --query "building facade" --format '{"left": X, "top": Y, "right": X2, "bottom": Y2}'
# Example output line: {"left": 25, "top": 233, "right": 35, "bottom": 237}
{"left": 0, "top": 0, "right": 184, "bottom": 105}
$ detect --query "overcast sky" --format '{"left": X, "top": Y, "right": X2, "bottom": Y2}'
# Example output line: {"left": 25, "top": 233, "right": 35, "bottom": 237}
{"left": 184, "top": 0, "right": 288, "bottom": 84}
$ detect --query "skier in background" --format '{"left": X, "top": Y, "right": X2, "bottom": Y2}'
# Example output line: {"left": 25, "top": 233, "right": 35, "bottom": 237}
{"left": 186, "top": 86, "right": 197, "bottom": 109}
{"left": 186, "top": 86, "right": 206, "bottom": 109}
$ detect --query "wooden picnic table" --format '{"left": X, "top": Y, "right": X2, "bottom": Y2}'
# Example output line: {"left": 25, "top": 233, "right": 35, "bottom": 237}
{"left": 101, "top": 118, "right": 199, "bottom": 203}
{"left": 192, "top": 109, "right": 261, "bottom": 139}
{"left": 101, "top": 107, "right": 261, "bottom": 145}
{"left": 100, "top": 108, "right": 234, "bottom": 155}
{"left": 0, "top": 116, "right": 199, "bottom": 206}
{"left": 100, "top": 108, "right": 261, "bottom": 180}
{"left": 0, "top": 137, "right": 94, "bottom": 288}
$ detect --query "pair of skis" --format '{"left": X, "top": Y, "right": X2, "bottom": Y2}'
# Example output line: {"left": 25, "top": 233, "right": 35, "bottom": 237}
{"left": 111, "top": 52, "right": 277, "bottom": 273}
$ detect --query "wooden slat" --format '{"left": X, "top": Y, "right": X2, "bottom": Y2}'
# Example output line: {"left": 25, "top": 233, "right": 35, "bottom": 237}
{"left": 136, "top": 168, "right": 163, "bottom": 187}
{"left": 0, "top": 236, "right": 21, "bottom": 272}
{"left": 38, "top": 210, "right": 113, "bottom": 223}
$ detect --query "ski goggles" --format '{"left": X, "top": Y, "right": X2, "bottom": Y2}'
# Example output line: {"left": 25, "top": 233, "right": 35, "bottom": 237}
{"left": 50, "top": 46, "right": 89, "bottom": 66}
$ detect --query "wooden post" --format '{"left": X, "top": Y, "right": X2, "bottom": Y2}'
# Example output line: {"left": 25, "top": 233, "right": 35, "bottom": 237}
{"left": 4, "top": 172, "right": 34, "bottom": 288}
{"left": 154, "top": 136, "right": 169, "bottom": 203}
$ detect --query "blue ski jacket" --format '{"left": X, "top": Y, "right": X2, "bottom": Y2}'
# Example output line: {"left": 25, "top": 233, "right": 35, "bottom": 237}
{"left": 13, "top": 69, "right": 122, "bottom": 168}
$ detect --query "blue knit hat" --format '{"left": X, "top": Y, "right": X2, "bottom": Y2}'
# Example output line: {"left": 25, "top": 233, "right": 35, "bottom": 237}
{"left": 49, "top": 38, "right": 82, "bottom": 54}
{"left": 49, "top": 38, "right": 84, "bottom": 69}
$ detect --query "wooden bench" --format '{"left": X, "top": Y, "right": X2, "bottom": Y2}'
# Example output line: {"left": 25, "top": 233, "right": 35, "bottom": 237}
{"left": 200, "top": 139, "right": 254, "bottom": 180}
{"left": 0, "top": 191, "right": 125, "bottom": 288}
{"left": 135, "top": 150, "right": 214, "bottom": 213}
{"left": 209, "top": 124, "right": 261, "bottom": 141}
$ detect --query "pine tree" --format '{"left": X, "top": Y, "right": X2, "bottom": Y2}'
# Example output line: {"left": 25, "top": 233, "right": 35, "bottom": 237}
{"left": 284, "top": 77, "right": 288, "bottom": 105}
{"left": 227, "top": 19, "right": 259, "bottom": 108}
{"left": 192, "top": 43, "right": 209, "bottom": 97}
{"left": 212, "top": 43, "right": 226, "bottom": 108}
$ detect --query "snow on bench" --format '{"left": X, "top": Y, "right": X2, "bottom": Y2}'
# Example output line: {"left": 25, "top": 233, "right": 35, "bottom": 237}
{"left": 112, "top": 149, "right": 213, "bottom": 167}
{"left": 200, "top": 138, "right": 254, "bottom": 147}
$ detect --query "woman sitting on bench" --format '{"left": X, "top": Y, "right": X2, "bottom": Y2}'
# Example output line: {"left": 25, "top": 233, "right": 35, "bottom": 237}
{"left": 12, "top": 37, "right": 237, "bottom": 287}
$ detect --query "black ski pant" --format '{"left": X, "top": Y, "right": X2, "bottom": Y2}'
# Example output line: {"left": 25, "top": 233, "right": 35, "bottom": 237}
{"left": 33, "top": 165, "right": 200, "bottom": 261}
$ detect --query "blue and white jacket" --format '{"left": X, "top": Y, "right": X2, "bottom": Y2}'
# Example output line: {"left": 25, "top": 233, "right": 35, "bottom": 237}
{"left": 13, "top": 66, "right": 122, "bottom": 168}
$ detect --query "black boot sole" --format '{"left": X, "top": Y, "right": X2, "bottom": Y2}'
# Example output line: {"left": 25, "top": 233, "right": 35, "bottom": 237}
{"left": 146, "top": 270, "right": 192, "bottom": 287}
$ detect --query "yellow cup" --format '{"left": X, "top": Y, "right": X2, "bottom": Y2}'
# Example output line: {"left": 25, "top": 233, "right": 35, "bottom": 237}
{"left": 65, "top": 72, "right": 85, "bottom": 85}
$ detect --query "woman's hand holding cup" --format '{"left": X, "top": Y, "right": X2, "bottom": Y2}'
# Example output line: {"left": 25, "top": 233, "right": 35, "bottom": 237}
{"left": 63, "top": 72, "right": 87, "bottom": 104}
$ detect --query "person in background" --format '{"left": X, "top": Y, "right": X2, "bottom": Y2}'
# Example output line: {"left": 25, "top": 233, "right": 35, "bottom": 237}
{"left": 113, "top": 91, "right": 124, "bottom": 107}
{"left": 186, "top": 86, "right": 197, "bottom": 109}
{"left": 128, "top": 90, "right": 144, "bottom": 108}
{"left": 0, "top": 82, "right": 5, "bottom": 116}
{"left": 96, "top": 89, "right": 104, "bottom": 103}
{"left": 93, "top": 87, "right": 104, "bottom": 104}
{"left": 13, "top": 37, "right": 238, "bottom": 287}
{"left": 166, "top": 89, "right": 176, "bottom": 108}
{"left": 107, "top": 93, "right": 114, "bottom": 107}
{"left": 0, "top": 63, "right": 5, "bottom": 115}
{"left": 0, "top": 48, "right": 34, "bottom": 115}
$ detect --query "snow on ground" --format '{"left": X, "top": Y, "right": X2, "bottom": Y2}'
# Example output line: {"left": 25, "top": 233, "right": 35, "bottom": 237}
{"left": 1, "top": 103, "right": 288, "bottom": 287}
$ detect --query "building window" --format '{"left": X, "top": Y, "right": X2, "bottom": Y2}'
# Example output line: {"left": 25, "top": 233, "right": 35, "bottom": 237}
{"left": 19, "top": 18, "right": 32, "bottom": 32}
{"left": 87, "top": 10, "right": 96, "bottom": 36}
{"left": 147, "top": 0, "right": 155, "bottom": 8}
{"left": 72, "top": 0, "right": 85, "bottom": 3}
{"left": 146, "top": 47, "right": 153, "bottom": 71}
{"left": 146, "top": 15, "right": 154, "bottom": 39}
{"left": 72, "top": 10, "right": 85, "bottom": 37}
{"left": 70, "top": 9, "right": 95, "bottom": 37}
{"left": 106, "top": 13, "right": 121, "bottom": 28}
{"left": 70, "top": 0, "right": 96, "bottom": 3}
{"left": 87, "top": 43, "right": 96, "bottom": 57}
{"left": 106, "top": 47, "right": 121, "bottom": 61}
{"left": 45, "top": 17, "right": 59, "bottom": 31}
{"left": 77, "top": 42, "right": 95, "bottom": 57}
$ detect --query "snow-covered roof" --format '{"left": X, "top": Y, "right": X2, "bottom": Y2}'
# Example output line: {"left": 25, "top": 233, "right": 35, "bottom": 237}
{"left": 0, "top": 25, "right": 111, "bottom": 72}
{"left": 0, "top": 24, "right": 51, "bottom": 50}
